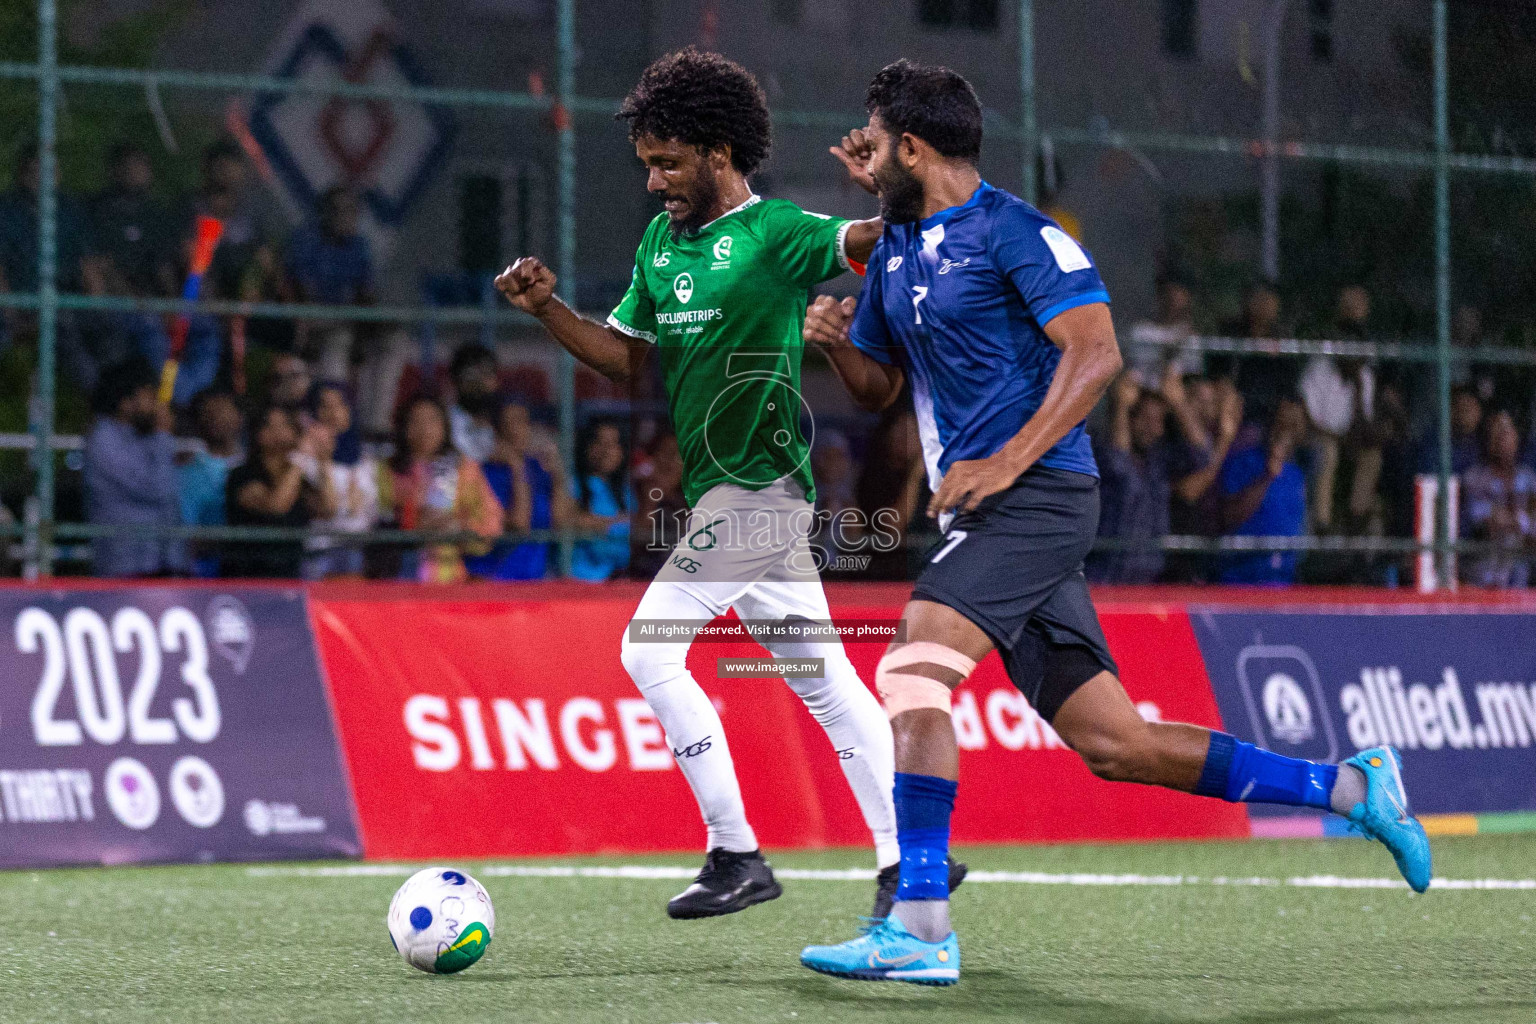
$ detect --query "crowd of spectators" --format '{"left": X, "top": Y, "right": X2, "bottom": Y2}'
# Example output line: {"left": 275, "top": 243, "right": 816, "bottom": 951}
{"left": 68, "top": 277, "right": 1536, "bottom": 588}
{"left": 9, "top": 138, "right": 1536, "bottom": 587}
{"left": 80, "top": 340, "right": 648, "bottom": 583}
{"left": 0, "top": 137, "right": 414, "bottom": 428}
{"left": 1095, "top": 281, "right": 1536, "bottom": 587}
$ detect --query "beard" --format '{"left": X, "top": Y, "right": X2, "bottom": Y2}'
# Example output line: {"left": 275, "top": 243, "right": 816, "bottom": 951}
{"left": 129, "top": 409, "right": 159, "bottom": 435}
{"left": 874, "top": 159, "right": 925, "bottom": 223}
{"left": 457, "top": 389, "right": 498, "bottom": 420}
{"left": 662, "top": 172, "right": 721, "bottom": 239}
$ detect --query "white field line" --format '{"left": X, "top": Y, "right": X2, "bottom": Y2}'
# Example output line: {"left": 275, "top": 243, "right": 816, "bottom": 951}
{"left": 244, "top": 864, "right": 1536, "bottom": 891}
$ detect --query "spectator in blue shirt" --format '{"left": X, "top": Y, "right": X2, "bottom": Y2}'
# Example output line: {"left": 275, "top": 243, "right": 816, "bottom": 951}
{"left": 179, "top": 388, "right": 244, "bottom": 525}
{"left": 1090, "top": 373, "right": 1174, "bottom": 584}
{"left": 569, "top": 419, "right": 631, "bottom": 582}
{"left": 85, "top": 358, "right": 187, "bottom": 577}
{"left": 178, "top": 389, "right": 245, "bottom": 577}
{"left": 284, "top": 185, "right": 374, "bottom": 305}
{"left": 1218, "top": 397, "right": 1310, "bottom": 584}
{"left": 468, "top": 400, "right": 566, "bottom": 581}
{"left": 284, "top": 185, "right": 384, "bottom": 421}
{"left": 1415, "top": 385, "right": 1483, "bottom": 477}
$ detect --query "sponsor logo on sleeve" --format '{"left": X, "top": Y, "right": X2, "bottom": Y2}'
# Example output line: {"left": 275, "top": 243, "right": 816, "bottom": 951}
{"left": 1040, "top": 225, "right": 1092, "bottom": 273}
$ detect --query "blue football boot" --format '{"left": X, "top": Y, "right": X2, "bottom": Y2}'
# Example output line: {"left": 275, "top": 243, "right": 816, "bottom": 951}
{"left": 800, "top": 914, "right": 959, "bottom": 986}
{"left": 1341, "top": 746, "right": 1432, "bottom": 893}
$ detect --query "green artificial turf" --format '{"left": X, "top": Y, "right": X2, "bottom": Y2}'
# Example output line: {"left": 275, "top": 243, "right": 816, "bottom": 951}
{"left": 2, "top": 835, "right": 1532, "bottom": 1023}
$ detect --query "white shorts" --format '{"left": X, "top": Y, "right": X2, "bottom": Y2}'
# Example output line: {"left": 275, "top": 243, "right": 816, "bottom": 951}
{"left": 647, "top": 476, "right": 832, "bottom": 624}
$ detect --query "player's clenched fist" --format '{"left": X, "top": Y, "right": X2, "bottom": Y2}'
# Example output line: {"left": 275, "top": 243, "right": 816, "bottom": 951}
{"left": 494, "top": 257, "right": 558, "bottom": 316}
{"left": 829, "top": 128, "right": 877, "bottom": 196}
{"left": 803, "top": 295, "right": 857, "bottom": 350}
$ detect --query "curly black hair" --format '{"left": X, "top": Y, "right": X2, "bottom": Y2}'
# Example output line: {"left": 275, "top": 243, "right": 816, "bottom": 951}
{"left": 617, "top": 48, "right": 771, "bottom": 175}
{"left": 866, "top": 59, "right": 983, "bottom": 161}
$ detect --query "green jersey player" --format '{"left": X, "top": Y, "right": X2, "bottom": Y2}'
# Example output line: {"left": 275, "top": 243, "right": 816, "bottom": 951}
{"left": 495, "top": 49, "right": 963, "bottom": 919}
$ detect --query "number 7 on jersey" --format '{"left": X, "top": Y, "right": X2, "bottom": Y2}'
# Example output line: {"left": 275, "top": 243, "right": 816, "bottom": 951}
{"left": 911, "top": 285, "right": 929, "bottom": 325}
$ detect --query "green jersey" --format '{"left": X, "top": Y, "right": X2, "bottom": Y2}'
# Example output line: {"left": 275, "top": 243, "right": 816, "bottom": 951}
{"left": 607, "top": 195, "right": 852, "bottom": 506}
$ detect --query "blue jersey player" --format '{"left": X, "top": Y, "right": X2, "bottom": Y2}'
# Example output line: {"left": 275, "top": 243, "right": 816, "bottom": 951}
{"left": 798, "top": 60, "right": 1433, "bottom": 986}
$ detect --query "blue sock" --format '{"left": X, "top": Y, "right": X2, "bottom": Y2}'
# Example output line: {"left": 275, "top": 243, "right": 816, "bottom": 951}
{"left": 1195, "top": 732, "right": 1337, "bottom": 810}
{"left": 893, "top": 772, "right": 957, "bottom": 902}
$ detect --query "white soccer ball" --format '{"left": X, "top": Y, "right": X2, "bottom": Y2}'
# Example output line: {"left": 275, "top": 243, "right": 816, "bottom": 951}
{"left": 387, "top": 866, "right": 496, "bottom": 974}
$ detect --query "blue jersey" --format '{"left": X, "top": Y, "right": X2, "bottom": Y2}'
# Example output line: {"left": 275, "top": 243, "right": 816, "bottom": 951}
{"left": 849, "top": 182, "right": 1109, "bottom": 486}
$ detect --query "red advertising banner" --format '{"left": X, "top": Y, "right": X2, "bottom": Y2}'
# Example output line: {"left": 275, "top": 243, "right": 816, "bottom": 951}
{"left": 311, "top": 583, "right": 1246, "bottom": 860}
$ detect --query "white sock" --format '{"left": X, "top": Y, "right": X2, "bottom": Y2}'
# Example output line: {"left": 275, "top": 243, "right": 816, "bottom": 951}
{"left": 621, "top": 584, "right": 757, "bottom": 853}
{"left": 1330, "top": 763, "right": 1367, "bottom": 815}
{"left": 893, "top": 899, "right": 951, "bottom": 942}
{"left": 772, "top": 640, "right": 899, "bottom": 868}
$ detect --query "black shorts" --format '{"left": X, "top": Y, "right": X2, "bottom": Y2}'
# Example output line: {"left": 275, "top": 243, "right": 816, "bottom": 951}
{"left": 911, "top": 466, "right": 1117, "bottom": 722}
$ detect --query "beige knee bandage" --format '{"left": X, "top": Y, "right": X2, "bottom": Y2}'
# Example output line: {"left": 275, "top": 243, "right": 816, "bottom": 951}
{"left": 875, "top": 642, "right": 978, "bottom": 718}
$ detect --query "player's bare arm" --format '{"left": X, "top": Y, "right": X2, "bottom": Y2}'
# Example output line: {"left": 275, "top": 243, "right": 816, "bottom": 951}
{"left": 928, "top": 302, "right": 1121, "bottom": 517}
{"left": 804, "top": 295, "right": 903, "bottom": 411}
{"left": 494, "top": 257, "right": 645, "bottom": 382}
{"left": 843, "top": 219, "right": 882, "bottom": 265}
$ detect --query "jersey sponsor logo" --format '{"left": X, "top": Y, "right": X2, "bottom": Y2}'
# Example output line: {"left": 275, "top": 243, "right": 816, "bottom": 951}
{"left": 655, "top": 308, "right": 723, "bottom": 326}
{"left": 653, "top": 251, "right": 671, "bottom": 268}
{"left": 673, "top": 272, "right": 694, "bottom": 304}
{"left": 938, "top": 257, "right": 972, "bottom": 275}
{"left": 886, "top": 256, "right": 903, "bottom": 272}
{"left": 713, "top": 236, "right": 733, "bottom": 261}
{"left": 1040, "top": 225, "right": 1092, "bottom": 272}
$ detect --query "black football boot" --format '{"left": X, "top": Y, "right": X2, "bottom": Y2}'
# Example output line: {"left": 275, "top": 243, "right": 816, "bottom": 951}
{"left": 666, "top": 848, "right": 784, "bottom": 919}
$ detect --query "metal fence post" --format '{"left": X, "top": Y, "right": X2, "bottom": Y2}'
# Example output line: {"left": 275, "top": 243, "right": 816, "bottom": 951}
{"left": 556, "top": 0, "right": 578, "bottom": 575}
{"left": 1432, "top": 0, "right": 1453, "bottom": 589}
{"left": 29, "top": 0, "right": 59, "bottom": 578}
{"left": 1018, "top": 0, "right": 1036, "bottom": 205}
{"left": 1260, "top": 0, "right": 1288, "bottom": 284}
